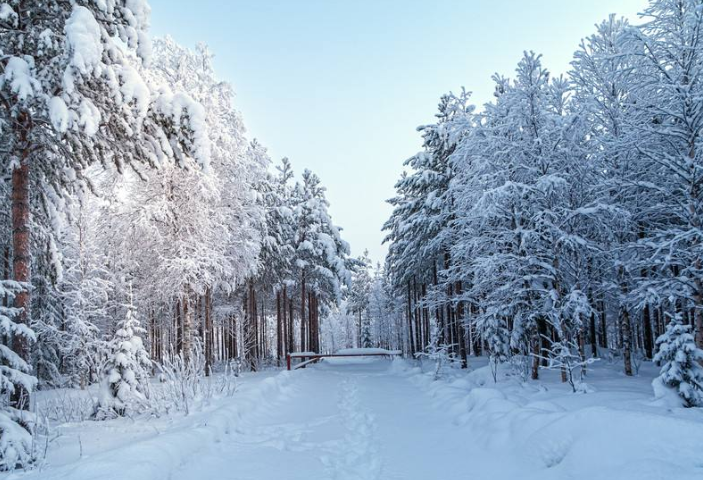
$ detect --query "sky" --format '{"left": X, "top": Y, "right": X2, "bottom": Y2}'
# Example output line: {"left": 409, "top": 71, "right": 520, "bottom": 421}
{"left": 147, "top": 0, "right": 646, "bottom": 264}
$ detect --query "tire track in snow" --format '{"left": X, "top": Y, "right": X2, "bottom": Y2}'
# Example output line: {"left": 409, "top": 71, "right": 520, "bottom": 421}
{"left": 320, "top": 376, "right": 382, "bottom": 480}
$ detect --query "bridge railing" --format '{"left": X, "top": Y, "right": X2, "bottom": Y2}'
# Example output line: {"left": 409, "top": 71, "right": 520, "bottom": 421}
{"left": 286, "top": 350, "right": 402, "bottom": 370}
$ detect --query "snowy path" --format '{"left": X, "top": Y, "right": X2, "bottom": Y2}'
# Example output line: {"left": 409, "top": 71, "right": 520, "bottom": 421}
{"left": 171, "top": 358, "right": 490, "bottom": 480}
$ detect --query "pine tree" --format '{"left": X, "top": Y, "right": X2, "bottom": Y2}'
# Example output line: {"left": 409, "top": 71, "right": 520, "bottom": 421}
{"left": 293, "top": 169, "right": 351, "bottom": 352}
{"left": 653, "top": 316, "right": 703, "bottom": 408}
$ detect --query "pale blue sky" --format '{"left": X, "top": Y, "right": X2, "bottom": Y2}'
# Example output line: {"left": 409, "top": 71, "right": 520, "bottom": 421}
{"left": 147, "top": 0, "right": 646, "bottom": 263}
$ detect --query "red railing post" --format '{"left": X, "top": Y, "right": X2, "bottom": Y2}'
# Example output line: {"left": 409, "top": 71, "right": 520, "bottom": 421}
{"left": 286, "top": 354, "right": 291, "bottom": 371}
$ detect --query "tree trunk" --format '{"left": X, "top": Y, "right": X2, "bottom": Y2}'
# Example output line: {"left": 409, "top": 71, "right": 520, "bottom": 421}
{"left": 642, "top": 303, "right": 653, "bottom": 359}
{"left": 3, "top": 246, "right": 10, "bottom": 307}
{"left": 693, "top": 268, "right": 703, "bottom": 348}
{"left": 589, "top": 310, "right": 598, "bottom": 358}
{"left": 288, "top": 297, "right": 294, "bottom": 353}
{"left": 599, "top": 300, "right": 608, "bottom": 349}
{"left": 276, "top": 290, "right": 282, "bottom": 365}
{"left": 10, "top": 144, "right": 31, "bottom": 412}
{"left": 531, "top": 335, "right": 540, "bottom": 380}
{"left": 300, "top": 271, "right": 306, "bottom": 352}
{"left": 421, "top": 283, "right": 429, "bottom": 348}
{"left": 182, "top": 293, "right": 192, "bottom": 364}
{"left": 621, "top": 308, "right": 633, "bottom": 376}
{"left": 455, "top": 281, "right": 468, "bottom": 368}
{"left": 205, "top": 287, "right": 213, "bottom": 375}
{"left": 538, "top": 316, "right": 548, "bottom": 368}
{"left": 407, "top": 282, "right": 415, "bottom": 356}
{"left": 473, "top": 304, "right": 483, "bottom": 356}
{"left": 175, "top": 299, "right": 182, "bottom": 355}
{"left": 283, "top": 286, "right": 289, "bottom": 355}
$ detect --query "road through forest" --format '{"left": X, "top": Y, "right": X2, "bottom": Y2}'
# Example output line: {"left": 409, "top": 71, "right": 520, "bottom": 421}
{"left": 171, "top": 358, "right": 510, "bottom": 480}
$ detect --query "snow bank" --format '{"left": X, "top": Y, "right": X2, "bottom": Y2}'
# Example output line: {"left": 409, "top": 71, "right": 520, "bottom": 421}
{"left": 395, "top": 359, "right": 703, "bottom": 480}
{"left": 19, "top": 371, "right": 294, "bottom": 480}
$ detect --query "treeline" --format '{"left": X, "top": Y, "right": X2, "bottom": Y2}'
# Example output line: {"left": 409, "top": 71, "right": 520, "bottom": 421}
{"left": 0, "top": 2, "right": 351, "bottom": 467}
{"left": 384, "top": 0, "right": 703, "bottom": 384}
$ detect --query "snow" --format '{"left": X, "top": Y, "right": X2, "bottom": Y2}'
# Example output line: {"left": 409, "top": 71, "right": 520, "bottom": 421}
{"left": 64, "top": 6, "right": 103, "bottom": 75}
{"left": 153, "top": 89, "right": 212, "bottom": 170}
{"left": 13, "top": 357, "right": 703, "bottom": 480}
{"left": 77, "top": 98, "right": 101, "bottom": 136}
{"left": 1, "top": 57, "right": 40, "bottom": 101}
{"left": 118, "top": 65, "right": 151, "bottom": 120}
{"left": 0, "top": 4, "right": 17, "bottom": 27}
{"left": 49, "top": 96, "right": 69, "bottom": 132}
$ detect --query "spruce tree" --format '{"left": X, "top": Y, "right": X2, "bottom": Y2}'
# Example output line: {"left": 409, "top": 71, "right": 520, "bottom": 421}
{"left": 96, "top": 289, "right": 151, "bottom": 418}
{"left": 0, "top": 280, "right": 36, "bottom": 469}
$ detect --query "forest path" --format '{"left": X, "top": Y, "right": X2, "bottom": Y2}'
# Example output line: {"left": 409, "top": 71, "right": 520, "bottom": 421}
{"left": 171, "top": 358, "right": 488, "bottom": 480}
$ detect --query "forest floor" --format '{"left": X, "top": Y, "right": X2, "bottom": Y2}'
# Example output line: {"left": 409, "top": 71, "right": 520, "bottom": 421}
{"left": 6, "top": 356, "right": 703, "bottom": 480}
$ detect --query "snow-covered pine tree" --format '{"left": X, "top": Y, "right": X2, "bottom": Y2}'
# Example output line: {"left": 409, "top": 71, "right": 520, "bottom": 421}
{"left": 293, "top": 169, "right": 351, "bottom": 353}
{"left": 348, "top": 251, "right": 373, "bottom": 348}
{"left": 96, "top": 288, "right": 151, "bottom": 418}
{"left": 257, "top": 158, "right": 297, "bottom": 361}
{"left": 450, "top": 52, "right": 569, "bottom": 379}
{"left": 653, "top": 316, "right": 703, "bottom": 407}
{"left": 384, "top": 90, "right": 473, "bottom": 359}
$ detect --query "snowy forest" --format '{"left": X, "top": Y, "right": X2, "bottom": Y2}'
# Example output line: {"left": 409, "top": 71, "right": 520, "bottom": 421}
{"left": 384, "top": 4, "right": 703, "bottom": 395}
{"left": 1, "top": 0, "right": 702, "bottom": 478}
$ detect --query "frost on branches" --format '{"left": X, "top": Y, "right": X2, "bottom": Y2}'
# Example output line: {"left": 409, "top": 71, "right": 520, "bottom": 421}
{"left": 96, "top": 291, "right": 151, "bottom": 419}
{"left": 0, "top": 281, "right": 37, "bottom": 470}
{"left": 653, "top": 317, "right": 703, "bottom": 408}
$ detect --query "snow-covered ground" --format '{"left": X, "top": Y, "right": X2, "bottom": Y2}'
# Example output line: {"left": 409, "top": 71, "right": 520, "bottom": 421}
{"left": 7, "top": 357, "right": 703, "bottom": 480}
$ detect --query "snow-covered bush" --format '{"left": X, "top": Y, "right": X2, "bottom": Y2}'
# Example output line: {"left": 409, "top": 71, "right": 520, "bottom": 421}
{"left": 95, "top": 294, "right": 151, "bottom": 419}
{"left": 0, "top": 280, "right": 37, "bottom": 470}
{"left": 155, "top": 343, "right": 206, "bottom": 416}
{"left": 36, "top": 390, "right": 96, "bottom": 424}
{"left": 484, "top": 315, "right": 510, "bottom": 383}
{"left": 540, "top": 338, "right": 598, "bottom": 393}
{"left": 153, "top": 341, "right": 236, "bottom": 415}
{"left": 415, "top": 322, "right": 459, "bottom": 380}
{"left": 653, "top": 317, "right": 703, "bottom": 408}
